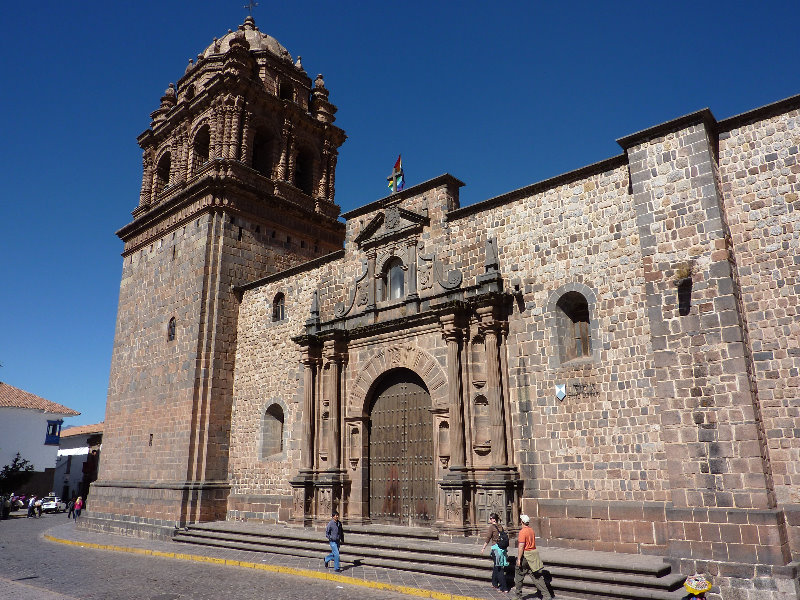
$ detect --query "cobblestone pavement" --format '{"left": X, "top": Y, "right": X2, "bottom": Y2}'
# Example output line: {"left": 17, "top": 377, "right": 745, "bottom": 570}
{"left": 0, "top": 514, "right": 537, "bottom": 600}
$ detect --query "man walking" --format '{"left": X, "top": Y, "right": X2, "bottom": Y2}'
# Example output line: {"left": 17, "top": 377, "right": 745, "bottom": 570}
{"left": 514, "top": 514, "right": 554, "bottom": 599}
{"left": 323, "top": 510, "right": 344, "bottom": 572}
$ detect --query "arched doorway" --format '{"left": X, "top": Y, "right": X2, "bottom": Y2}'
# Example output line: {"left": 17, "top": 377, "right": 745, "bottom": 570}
{"left": 368, "top": 369, "right": 435, "bottom": 525}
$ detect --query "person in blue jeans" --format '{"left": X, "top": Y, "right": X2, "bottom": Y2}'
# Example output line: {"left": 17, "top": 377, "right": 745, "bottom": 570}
{"left": 324, "top": 510, "right": 344, "bottom": 572}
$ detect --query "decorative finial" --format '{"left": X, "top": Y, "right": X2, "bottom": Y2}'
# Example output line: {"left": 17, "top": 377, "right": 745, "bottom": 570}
{"left": 295, "top": 56, "right": 303, "bottom": 70}
{"left": 314, "top": 74, "right": 325, "bottom": 89}
{"left": 165, "top": 83, "right": 176, "bottom": 98}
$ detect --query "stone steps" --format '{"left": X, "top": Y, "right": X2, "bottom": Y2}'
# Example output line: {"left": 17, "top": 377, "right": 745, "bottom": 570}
{"left": 173, "top": 522, "right": 686, "bottom": 600}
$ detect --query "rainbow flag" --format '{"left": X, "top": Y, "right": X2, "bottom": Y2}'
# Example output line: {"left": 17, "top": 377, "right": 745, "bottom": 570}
{"left": 388, "top": 155, "right": 404, "bottom": 191}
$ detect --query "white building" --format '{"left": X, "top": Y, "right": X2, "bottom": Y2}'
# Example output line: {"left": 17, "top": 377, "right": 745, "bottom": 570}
{"left": 0, "top": 382, "right": 80, "bottom": 496}
{"left": 54, "top": 423, "right": 103, "bottom": 501}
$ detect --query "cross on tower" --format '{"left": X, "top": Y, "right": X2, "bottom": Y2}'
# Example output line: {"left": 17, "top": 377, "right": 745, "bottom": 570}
{"left": 243, "top": 0, "right": 258, "bottom": 16}
{"left": 386, "top": 155, "right": 404, "bottom": 193}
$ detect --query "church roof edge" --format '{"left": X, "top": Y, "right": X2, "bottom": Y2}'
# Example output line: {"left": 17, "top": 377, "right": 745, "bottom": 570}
{"left": 340, "top": 174, "right": 465, "bottom": 220}
{"left": 448, "top": 154, "right": 627, "bottom": 222}
{"left": 717, "top": 92, "right": 800, "bottom": 133}
{"left": 616, "top": 108, "right": 716, "bottom": 149}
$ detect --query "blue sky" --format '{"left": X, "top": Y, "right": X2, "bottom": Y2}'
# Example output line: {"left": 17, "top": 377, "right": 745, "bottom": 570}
{"left": 1, "top": 1, "right": 797, "bottom": 426}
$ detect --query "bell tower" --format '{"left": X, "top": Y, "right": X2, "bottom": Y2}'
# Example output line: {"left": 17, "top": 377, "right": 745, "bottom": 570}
{"left": 87, "top": 17, "right": 346, "bottom": 537}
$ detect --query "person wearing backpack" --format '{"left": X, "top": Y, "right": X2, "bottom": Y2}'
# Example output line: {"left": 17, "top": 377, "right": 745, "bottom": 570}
{"left": 481, "top": 512, "right": 510, "bottom": 592}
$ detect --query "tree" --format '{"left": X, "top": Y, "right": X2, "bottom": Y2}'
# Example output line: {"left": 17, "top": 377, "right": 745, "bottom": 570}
{"left": 0, "top": 453, "right": 35, "bottom": 495}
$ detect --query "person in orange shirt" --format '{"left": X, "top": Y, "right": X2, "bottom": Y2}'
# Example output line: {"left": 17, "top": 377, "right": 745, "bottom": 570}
{"left": 514, "top": 514, "right": 554, "bottom": 599}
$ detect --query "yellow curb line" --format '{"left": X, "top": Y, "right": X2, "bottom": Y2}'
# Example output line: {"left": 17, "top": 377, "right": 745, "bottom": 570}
{"left": 44, "top": 534, "right": 481, "bottom": 600}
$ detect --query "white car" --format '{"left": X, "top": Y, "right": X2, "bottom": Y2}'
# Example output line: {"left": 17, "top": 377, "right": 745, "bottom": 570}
{"left": 41, "top": 496, "right": 67, "bottom": 513}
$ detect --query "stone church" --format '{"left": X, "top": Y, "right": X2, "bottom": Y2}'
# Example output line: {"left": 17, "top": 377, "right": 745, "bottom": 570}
{"left": 85, "top": 16, "right": 800, "bottom": 598}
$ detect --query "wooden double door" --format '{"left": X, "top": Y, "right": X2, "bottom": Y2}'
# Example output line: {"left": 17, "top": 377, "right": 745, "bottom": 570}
{"left": 368, "top": 369, "right": 435, "bottom": 525}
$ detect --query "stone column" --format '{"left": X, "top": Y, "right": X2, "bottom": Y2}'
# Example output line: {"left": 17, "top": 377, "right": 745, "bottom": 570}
{"left": 478, "top": 306, "right": 508, "bottom": 467}
{"left": 366, "top": 250, "right": 377, "bottom": 312}
{"left": 318, "top": 141, "right": 331, "bottom": 205}
{"left": 328, "top": 152, "right": 338, "bottom": 201}
{"left": 299, "top": 341, "right": 320, "bottom": 471}
{"left": 277, "top": 119, "right": 291, "bottom": 181}
{"left": 440, "top": 314, "right": 465, "bottom": 469}
{"left": 212, "top": 100, "right": 223, "bottom": 159}
{"left": 324, "top": 340, "right": 342, "bottom": 470}
{"left": 139, "top": 151, "right": 153, "bottom": 208}
{"left": 406, "top": 239, "right": 419, "bottom": 300}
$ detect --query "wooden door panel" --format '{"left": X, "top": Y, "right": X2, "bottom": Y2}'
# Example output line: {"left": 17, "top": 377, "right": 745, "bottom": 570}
{"left": 369, "top": 371, "right": 434, "bottom": 525}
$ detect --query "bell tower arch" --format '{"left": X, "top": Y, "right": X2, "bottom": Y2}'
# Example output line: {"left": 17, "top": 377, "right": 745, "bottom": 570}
{"left": 87, "top": 16, "right": 346, "bottom": 538}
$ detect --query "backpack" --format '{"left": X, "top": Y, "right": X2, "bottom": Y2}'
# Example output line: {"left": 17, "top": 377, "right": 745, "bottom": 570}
{"left": 496, "top": 525, "right": 509, "bottom": 550}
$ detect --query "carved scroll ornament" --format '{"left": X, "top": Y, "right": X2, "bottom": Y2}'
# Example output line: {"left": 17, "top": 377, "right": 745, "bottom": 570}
{"left": 334, "top": 259, "right": 369, "bottom": 318}
{"left": 418, "top": 242, "right": 463, "bottom": 291}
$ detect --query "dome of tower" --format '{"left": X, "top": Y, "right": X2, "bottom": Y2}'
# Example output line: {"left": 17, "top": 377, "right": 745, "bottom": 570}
{"left": 201, "top": 16, "right": 290, "bottom": 60}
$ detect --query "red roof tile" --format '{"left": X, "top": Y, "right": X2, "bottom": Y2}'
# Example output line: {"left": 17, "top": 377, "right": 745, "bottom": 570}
{"left": 0, "top": 382, "right": 80, "bottom": 416}
{"left": 61, "top": 422, "right": 104, "bottom": 437}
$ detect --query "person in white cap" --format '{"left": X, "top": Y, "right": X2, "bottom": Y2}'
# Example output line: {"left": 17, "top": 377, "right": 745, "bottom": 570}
{"left": 514, "top": 514, "right": 554, "bottom": 599}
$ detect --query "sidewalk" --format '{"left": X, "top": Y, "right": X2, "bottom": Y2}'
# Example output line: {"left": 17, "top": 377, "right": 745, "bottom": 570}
{"left": 44, "top": 521, "right": 549, "bottom": 600}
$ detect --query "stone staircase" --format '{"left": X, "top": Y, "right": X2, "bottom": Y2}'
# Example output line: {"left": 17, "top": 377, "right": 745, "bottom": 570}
{"left": 173, "top": 522, "right": 686, "bottom": 600}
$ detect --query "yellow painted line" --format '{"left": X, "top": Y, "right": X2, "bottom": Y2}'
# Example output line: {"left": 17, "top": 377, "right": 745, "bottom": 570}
{"left": 43, "top": 534, "right": 484, "bottom": 600}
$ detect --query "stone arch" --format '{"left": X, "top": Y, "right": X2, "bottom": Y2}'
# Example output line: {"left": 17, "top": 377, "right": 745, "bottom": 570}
{"left": 293, "top": 142, "right": 317, "bottom": 195}
{"left": 153, "top": 149, "right": 172, "bottom": 197}
{"left": 545, "top": 281, "right": 601, "bottom": 368}
{"left": 348, "top": 345, "right": 448, "bottom": 415}
{"left": 189, "top": 121, "right": 212, "bottom": 174}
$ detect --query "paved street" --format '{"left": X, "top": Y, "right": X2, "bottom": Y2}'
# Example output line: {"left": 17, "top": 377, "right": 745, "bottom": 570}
{"left": 0, "top": 514, "right": 424, "bottom": 600}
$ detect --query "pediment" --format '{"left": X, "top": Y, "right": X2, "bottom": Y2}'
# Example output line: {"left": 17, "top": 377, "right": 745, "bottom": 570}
{"left": 353, "top": 204, "right": 429, "bottom": 249}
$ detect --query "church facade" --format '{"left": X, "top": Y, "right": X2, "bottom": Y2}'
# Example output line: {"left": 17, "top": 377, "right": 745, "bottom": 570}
{"left": 86, "top": 17, "right": 800, "bottom": 599}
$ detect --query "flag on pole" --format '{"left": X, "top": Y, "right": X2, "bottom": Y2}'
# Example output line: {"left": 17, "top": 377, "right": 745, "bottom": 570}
{"left": 387, "top": 154, "right": 404, "bottom": 192}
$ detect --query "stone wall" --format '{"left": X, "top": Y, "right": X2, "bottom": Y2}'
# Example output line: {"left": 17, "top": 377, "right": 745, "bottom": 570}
{"left": 718, "top": 101, "right": 800, "bottom": 563}
{"left": 228, "top": 97, "right": 800, "bottom": 599}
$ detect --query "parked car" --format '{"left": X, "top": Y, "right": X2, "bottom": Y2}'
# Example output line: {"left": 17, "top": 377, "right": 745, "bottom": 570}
{"left": 41, "top": 495, "right": 67, "bottom": 513}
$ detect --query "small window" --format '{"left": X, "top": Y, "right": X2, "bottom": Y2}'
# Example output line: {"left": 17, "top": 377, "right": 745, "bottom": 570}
{"left": 167, "top": 317, "right": 177, "bottom": 341}
{"left": 381, "top": 258, "right": 405, "bottom": 301}
{"left": 678, "top": 278, "right": 692, "bottom": 316}
{"left": 45, "top": 420, "right": 62, "bottom": 445}
{"left": 272, "top": 293, "right": 285, "bottom": 322}
{"left": 262, "top": 404, "right": 285, "bottom": 458}
{"left": 192, "top": 125, "right": 210, "bottom": 172}
{"left": 556, "top": 291, "right": 590, "bottom": 363}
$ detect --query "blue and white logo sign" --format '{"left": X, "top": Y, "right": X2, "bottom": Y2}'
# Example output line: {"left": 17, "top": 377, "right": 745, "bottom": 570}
{"left": 555, "top": 384, "right": 566, "bottom": 401}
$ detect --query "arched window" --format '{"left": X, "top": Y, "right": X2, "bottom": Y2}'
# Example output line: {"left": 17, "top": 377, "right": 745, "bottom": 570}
{"left": 192, "top": 125, "right": 210, "bottom": 172}
{"left": 294, "top": 148, "right": 314, "bottom": 195}
{"left": 252, "top": 130, "right": 272, "bottom": 177}
{"left": 155, "top": 152, "right": 171, "bottom": 194}
{"left": 556, "top": 291, "right": 590, "bottom": 362}
{"left": 261, "top": 403, "right": 284, "bottom": 458}
{"left": 381, "top": 257, "right": 405, "bottom": 301}
{"left": 167, "top": 317, "right": 176, "bottom": 341}
{"left": 272, "top": 293, "right": 285, "bottom": 322}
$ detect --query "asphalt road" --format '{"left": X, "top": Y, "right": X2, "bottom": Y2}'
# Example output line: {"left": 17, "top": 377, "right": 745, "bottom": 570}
{"left": 0, "top": 514, "right": 415, "bottom": 600}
